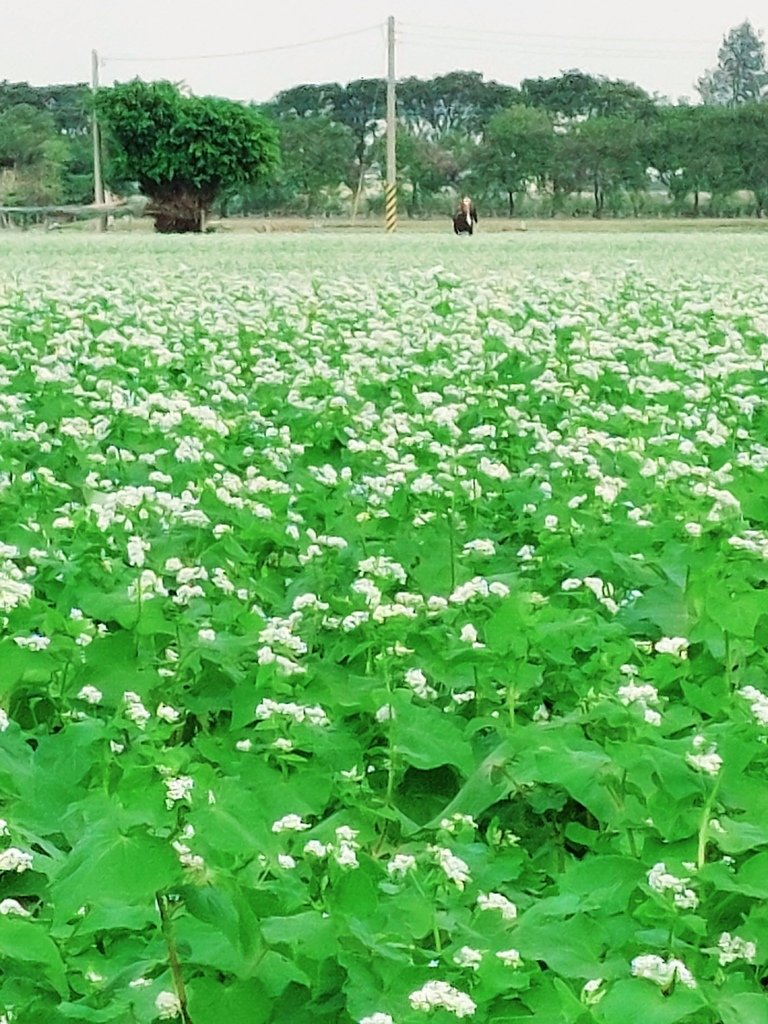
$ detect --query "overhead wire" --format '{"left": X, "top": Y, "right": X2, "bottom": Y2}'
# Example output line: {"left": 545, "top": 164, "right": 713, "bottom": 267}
{"left": 103, "top": 24, "right": 381, "bottom": 65}
{"left": 398, "top": 26, "right": 711, "bottom": 62}
{"left": 401, "top": 20, "right": 716, "bottom": 48}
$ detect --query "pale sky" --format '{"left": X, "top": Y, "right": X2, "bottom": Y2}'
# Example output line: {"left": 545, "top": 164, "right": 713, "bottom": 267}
{"left": 3, "top": 0, "right": 764, "bottom": 104}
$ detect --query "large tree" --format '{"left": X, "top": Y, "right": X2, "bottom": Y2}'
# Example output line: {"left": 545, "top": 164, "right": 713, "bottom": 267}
{"left": 521, "top": 70, "right": 655, "bottom": 122}
{"left": 96, "top": 80, "right": 278, "bottom": 232}
{"left": 697, "top": 21, "right": 768, "bottom": 106}
{"left": 476, "top": 104, "right": 554, "bottom": 215}
{"left": 570, "top": 116, "right": 648, "bottom": 217}
{"left": 276, "top": 114, "right": 355, "bottom": 214}
{"left": 645, "top": 105, "right": 729, "bottom": 215}
{"left": 397, "top": 72, "right": 519, "bottom": 141}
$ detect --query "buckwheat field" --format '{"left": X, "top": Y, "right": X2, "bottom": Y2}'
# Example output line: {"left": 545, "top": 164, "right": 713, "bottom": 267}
{"left": 1, "top": 231, "right": 768, "bottom": 1024}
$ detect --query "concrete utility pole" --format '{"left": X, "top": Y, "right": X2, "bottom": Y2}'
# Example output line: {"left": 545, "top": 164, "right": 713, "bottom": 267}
{"left": 91, "top": 49, "right": 107, "bottom": 232}
{"left": 385, "top": 15, "right": 397, "bottom": 233}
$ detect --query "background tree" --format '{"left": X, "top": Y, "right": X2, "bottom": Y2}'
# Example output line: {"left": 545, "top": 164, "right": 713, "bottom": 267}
{"left": 475, "top": 104, "right": 554, "bottom": 215}
{"left": 0, "top": 103, "right": 69, "bottom": 205}
{"left": 521, "top": 70, "right": 655, "bottom": 121}
{"left": 394, "top": 128, "right": 461, "bottom": 216}
{"left": 397, "top": 72, "right": 518, "bottom": 140}
{"left": 570, "top": 116, "right": 648, "bottom": 217}
{"left": 697, "top": 21, "right": 768, "bottom": 106}
{"left": 97, "top": 79, "right": 278, "bottom": 232}
{"left": 720, "top": 104, "right": 768, "bottom": 214}
{"left": 276, "top": 115, "right": 355, "bottom": 214}
{"left": 646, "top": 105, "right": 727, "bottom": 215}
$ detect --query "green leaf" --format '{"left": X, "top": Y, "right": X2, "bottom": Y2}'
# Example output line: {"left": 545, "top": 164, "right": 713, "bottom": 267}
{"left": 596, "top": 979, "right": 705, "bottom": 1024}
{"left": 0, "top": 918, "right": 67, "bottom": 997}
{"left": 391, "top": 700, "right": 474, "bottom": 774}
{"left": 188, "top": 977, "right": 270, "bottom": 1024}
{"left": 50, "top": 824, "right": 178, "bottom": 921}
{"left": 716, "top": 993, "right": 768, "bottom": 1024}
{"left": 260, "top": 911, "right": 336, "bottom": 961}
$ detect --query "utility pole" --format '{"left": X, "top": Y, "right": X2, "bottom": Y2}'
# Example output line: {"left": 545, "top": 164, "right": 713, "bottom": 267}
{"left": 385, "top": 15, "right": 397, "bottom": 233}
{"left": 91, "top": 49, "right": 107, "bottom": 232}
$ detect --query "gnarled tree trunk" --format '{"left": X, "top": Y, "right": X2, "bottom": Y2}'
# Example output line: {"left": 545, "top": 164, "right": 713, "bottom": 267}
{"left": 145, "top": 183, "right": 215, "bottom": 233}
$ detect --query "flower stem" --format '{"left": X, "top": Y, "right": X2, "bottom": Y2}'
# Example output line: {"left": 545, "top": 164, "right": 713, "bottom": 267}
{"left": 156, "top": 892, "right": 193, "bottom": 1024}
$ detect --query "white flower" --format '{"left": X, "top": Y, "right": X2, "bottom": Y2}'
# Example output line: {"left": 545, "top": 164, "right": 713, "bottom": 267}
{"left": 0, "top": 847, "right": 33, "bottom": 873}
{"left": 375, "top": 704, "right": 394, "bottom": 723}
{"left": 197, "top": 628, "right": 216, "bottom": 643}
{"left": 304, "top": 840, "right": 330, "bottom": 858}
{"left": 654, "top": 636, "right": 689, "bottom": 658}
{"left": 462, "top": 539, "right": 495, "bottom": 556}
{"left": 631, "top": 954, "right": 696, "bottom": 990}
{"left": 127, "top": 535, "right": 150, "bottom": 568}
{"left": 164, "top": 776, "right": 194, "bottom": 809}
{"left": 496, "top": 948, "right": 522, "bottom": 968}
{"left": 476, "top": 891, "right": 517, "bottom": 921}
{"left": 154, "top": 990, "right": 182, "bottom": 1019}
{"left": 440, "top": 814, "right": 477, "bottom": 833}
{"left": 717, "top": 932, "right": 756, "bottom": 966}
{"left": 0, "top": 898, "right": 30, "bottom": 916}
{"left": 738, "top": 685, "right": 768, "bottom": 726}
{"left": 405, "top": 667, "right": 436, "bottom": 699}
{"left": 459, "top": 624, "right": 484, "bottom": 647}
{"left": 431, "top": 846, "right": 471, "bottom": 889}
{"left": 561, "top": 577, "right": 582, "bottom": 591}
{"left": 453, "top": 946, "right": 483, "bottom": 970}
{"left": 271, "top": 814, "right": 311, "bottom": 834}
{"left": 157, "top": 703, "right": 181, "bottom": 724}
{"left": 387, "top": 853, "right": 417, "bottom": 877}
{"left": 409, "top": 979, "right": 476, "bottom": 1017}
{"left": 123, "top": 691, "right": 151, "bottom": 728}
{"left": 0, "top": 709, "right": 8, "bottom": 732}
{"left": 686, "top": 741, "right": 722, "bottom": 776}
{"left": 76, "top": 685, "right": 103, "bottom": 705}
{"left": 360, "top": 1015, "right": 394, "bottom": 1024}
{"left": 647, "top": 862, "right": 698, "bottom": 910}
{"left": 478, "top": 457, "right": 510, "bottom": 483}
{"left": 581, "top": 978, "right": 605, "bottom": 1006}
{"left": 277, "top": 854, "right": 297, "bottom": 870}
{"left": 235, "top": 739, "right": 252, "bottom": 752}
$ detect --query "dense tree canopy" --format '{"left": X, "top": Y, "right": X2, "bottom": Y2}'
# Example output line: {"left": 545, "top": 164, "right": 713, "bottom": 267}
{"left": 96, "top": 80, "right": 279, "bottom": 232}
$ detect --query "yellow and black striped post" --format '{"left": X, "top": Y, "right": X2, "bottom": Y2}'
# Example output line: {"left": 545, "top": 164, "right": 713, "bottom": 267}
{"left": 385, "top": 183, "right": 397, "bottom": 233}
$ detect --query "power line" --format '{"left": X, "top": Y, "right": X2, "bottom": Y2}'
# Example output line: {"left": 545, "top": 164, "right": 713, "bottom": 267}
{"left": 398, "top": 33, "right": 711, "bottom": 63}
{"left": 401, "top": 20, "right": 718, "bottom": 48}
{"left": 104, "top": 24, "right": 381, "bottom": 65}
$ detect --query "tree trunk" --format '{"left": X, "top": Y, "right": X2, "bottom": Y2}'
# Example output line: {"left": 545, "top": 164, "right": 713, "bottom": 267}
{"left": 693, "top": 190, "right": 699, "bottom": 217}
{"left": 508, "top": 190, "right": 515, "bottom": 217}
{"left": 593, "top": 178, "right": 602, "bottom": 218}
{"left": 147, "top": 184, "right": 211, "bottom": 233}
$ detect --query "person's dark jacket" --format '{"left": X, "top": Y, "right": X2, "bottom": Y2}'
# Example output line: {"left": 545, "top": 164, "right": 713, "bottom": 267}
{"left": 453, "top": 206, "right": 478, "bottom": 235}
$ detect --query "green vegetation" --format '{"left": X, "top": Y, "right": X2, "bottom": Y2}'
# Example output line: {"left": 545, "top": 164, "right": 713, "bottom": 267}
{"left": 0, "top": 232, "right": 767, "bottom": 1021}
{"left": 95, "top": 80, "right": 279, "bottom": 232}
{"left": 3, "top": 20, "right": 768, "bottom": 223}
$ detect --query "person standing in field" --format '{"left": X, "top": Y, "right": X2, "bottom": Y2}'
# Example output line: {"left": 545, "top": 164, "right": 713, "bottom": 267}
{"left": 453, "top": 196, "right": 478, "bottom": 236}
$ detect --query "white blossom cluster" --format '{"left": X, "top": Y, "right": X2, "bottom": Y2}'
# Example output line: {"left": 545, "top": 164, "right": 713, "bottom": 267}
{"left": 254, "top": 698, "right": 329, "bottom": 727}
{"left": 409, "top": 980, "right": 476, "bottom": 1017}
{"left": 647, "top": 862, "right": 698, "bottom": 910}
{"left": 631, "top": 954, "right": 697, "bottom": 990}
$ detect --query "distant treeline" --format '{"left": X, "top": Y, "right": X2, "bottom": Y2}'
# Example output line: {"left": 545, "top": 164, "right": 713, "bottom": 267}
{"left": 3, "top": 20, "right": 768, "bottom": 219}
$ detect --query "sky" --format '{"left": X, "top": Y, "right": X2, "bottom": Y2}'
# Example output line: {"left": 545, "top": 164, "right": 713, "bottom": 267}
{"left": 2, "top": 0, "right": 764, "bottom": 104}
